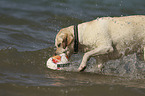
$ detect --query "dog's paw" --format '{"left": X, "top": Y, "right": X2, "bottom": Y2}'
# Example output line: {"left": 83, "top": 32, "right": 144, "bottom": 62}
{"left": 78, "top": 66, "right": 86, "bottom": 72}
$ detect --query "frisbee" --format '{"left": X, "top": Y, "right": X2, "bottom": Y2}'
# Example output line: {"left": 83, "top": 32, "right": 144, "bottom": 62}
{"left": 46, "top": 53, "right": 70, "bottom": 70}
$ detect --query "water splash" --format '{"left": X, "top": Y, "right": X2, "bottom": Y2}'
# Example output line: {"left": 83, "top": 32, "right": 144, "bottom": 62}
{"left": 60, "top": 53, "right": 145, "bottom": 79}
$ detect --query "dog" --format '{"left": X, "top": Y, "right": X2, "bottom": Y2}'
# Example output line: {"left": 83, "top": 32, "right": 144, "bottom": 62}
{"left": 55, "top": 15, "right": 145, "bottom": 71}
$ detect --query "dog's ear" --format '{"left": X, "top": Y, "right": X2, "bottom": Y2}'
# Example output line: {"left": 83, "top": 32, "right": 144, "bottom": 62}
{"left": 62, "top": 33, "right": 73, "bottom": 49}
{"left": 66, "top": 34, "right": 73, "bottom": 46}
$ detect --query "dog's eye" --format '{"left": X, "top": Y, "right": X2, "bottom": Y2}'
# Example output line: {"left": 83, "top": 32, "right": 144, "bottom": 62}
{"left": 58, "top": 43, "right": 61, "bottom": 47}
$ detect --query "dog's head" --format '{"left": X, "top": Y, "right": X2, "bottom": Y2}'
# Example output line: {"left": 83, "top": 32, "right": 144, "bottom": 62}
{"left": 55, "top": 26, "right": 74, "bottom": 57}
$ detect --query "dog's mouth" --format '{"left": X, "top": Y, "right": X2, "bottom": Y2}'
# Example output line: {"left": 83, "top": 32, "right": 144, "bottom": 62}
{"left": 55, "top": 47, "right": 70, "bottom": 56}
{"left": 63, "top": 49, "right": 71, "bottom": 58}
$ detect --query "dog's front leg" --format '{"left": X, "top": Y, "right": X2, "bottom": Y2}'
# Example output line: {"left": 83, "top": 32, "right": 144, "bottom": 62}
{"left": 78, "top": 46, "right": 113, "bottom": 71}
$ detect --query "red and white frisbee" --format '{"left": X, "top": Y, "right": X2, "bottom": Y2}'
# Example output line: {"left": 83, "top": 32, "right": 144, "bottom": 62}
{"left": 46, "top": 53, "right": 70, "bottom": 70}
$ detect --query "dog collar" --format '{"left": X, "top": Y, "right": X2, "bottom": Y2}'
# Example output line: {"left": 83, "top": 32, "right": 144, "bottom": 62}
{"left": 74, "top": 24, "right": 79, "bottom": 53}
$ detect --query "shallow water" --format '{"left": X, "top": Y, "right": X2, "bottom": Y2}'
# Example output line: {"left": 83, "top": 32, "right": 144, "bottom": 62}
{"left": 0, "top": 0, "right": 145, "bottom": 96}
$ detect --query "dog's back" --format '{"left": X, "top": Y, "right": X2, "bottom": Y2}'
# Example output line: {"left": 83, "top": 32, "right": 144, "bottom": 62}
{"left": 108, "top": 15, "right": 145, "bottom": 55}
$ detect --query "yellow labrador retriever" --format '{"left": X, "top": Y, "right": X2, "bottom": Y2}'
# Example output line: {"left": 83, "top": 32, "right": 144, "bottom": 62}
{"left": 55, "top": 15, "right": 145, "bottom": 71}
